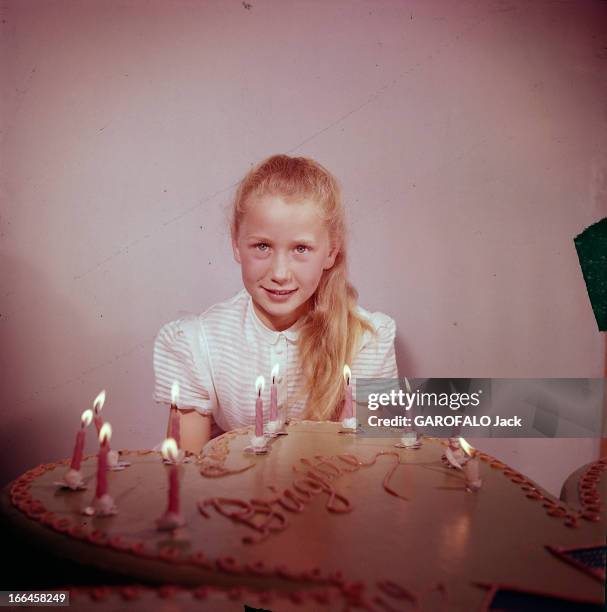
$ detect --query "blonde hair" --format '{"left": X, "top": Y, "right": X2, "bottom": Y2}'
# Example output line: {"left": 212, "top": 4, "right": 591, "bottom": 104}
{"left": 230, "top": 154, "right": 375, "bottom": 420}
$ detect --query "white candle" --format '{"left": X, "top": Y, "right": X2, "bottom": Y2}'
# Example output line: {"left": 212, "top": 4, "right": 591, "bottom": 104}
{"left": 460, "top": 438, "right": 482, "bottom": 491}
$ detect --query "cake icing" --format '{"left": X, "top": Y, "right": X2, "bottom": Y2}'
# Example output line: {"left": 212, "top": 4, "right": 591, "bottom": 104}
{"left": 3, "top": 420, "right": 606, "bottom": 611}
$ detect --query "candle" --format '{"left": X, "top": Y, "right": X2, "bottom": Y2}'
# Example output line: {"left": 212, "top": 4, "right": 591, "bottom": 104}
{"left": 70, "top": 409, "right": 93, "bottom": 471}
{"left": 270, "top": 364, "right": 279, "bottom": 422}
{"left": 162, "top": 439, "right": 180, "bottom": 513}
{"left": 93, "top": 389, "right": 106, "bottom": 435}
{"left": 255, "top": 376, "right": 265, "bottom": 437}
{"left": 95, "top": 423, "right": 112, "bottom": 498}
{"left": 343, "top": 365, "right": 353, "bottom": 419}
{"left": 170, "top": 381, "right": 181, "bottom": 448}
{"left": 156, "top": 438, "right": 186, "bottom": 529}
{"left": 460, "top": 438, "right": 482, "bottom": 491}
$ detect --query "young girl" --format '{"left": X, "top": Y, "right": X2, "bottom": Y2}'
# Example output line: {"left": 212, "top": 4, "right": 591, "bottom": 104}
{"left": 153, "top": 154, "right": 398, "bottom": 453}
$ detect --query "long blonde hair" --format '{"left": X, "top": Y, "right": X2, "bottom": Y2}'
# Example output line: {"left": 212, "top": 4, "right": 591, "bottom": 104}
{"left": 230, "top": 154, "right": 375, "bottom": 420}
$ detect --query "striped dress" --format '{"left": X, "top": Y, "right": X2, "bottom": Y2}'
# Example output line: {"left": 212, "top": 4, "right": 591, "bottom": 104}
{"left": 153, "top": 289, "right": 398, "bottom": 435}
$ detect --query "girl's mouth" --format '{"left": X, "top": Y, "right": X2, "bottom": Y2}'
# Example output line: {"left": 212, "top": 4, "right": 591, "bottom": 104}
{"left": 264, "top": 288, "right": 297, "bottom": 298}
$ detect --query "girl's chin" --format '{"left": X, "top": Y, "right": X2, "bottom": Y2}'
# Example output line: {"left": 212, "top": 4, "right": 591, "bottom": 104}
{"left": 252, "top": 297, "right": 308, "bottom": 331}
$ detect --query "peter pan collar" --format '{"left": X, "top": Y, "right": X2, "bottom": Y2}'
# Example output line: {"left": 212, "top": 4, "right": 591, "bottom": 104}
{"left": 246, "top": 292, "right": 302, "bottom": 344}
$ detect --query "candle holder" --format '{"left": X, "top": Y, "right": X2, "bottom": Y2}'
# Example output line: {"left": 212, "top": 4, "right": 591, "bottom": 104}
{"left": 339, "top": 417, "right": 358, "bottom": 433}
{"left": 463, "top": 453, "right": 482, "bottom": 492}
{"left": 83, "top": 493, "right": 118, "bottom": 517}
{"left": 395, "top": 431, "right": 422, "bottom": 449}
{"left": 443, "top": 437, "right": 468, "bottom": 469}
{"left": 106, "top": 450, "right": 131, "bottom": 471}
{"left": 244, "top": 435, "right": 269, "bottom": 454}
{"left": 465, "top": 478, "right": 483, "bottom": 492}
{"left": 264, "top": 420, "right": 281, "bottom": 437}
{"left": 54, "top": 468, "right": 87, "bottom": 491}
{"left": 156, "top": 511, "right": 187, "bottom": 531}
{"left": 265, "top": 418, "right": 288, "bottom": 437}
{"left": 161, "top": 449, "right": 193, "bottom": 465}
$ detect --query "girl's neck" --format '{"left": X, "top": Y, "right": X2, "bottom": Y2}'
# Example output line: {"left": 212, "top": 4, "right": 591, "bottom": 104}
{"left": 252, "top": 300, "right": 309, "bottom": 332}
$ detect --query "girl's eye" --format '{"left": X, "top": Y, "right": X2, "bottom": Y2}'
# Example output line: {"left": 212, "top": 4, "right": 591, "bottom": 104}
{"left": 295, "top": 245, "right": 309, "bottom": 254}
{"left": 255, "top": 243, "right": 269, "bottom": 252}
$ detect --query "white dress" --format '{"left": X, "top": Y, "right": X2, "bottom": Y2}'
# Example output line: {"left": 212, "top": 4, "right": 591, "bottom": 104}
{"left": 153, "top": 289, "right": 398, "bottom": 435}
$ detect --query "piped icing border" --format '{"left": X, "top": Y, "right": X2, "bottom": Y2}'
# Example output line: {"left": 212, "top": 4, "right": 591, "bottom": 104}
{"left": 64, "top": 580, "right": 447, "bottom": 612}
{"left": 8, "top": 423, "right": 606, "bottom": 610}
{"left": 437, "top": 440, "right": 607, "bottom": 528}
{"left": 8, "top": 446, "right": 428, "bottom": 604}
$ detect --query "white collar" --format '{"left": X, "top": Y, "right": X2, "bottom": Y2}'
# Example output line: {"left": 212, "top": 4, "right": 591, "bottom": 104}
{"left": 246, "top": 292, "right": 302, "bottom": 344}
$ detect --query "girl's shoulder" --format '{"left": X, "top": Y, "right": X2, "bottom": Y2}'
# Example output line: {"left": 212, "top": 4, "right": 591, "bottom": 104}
{"left": 157, "top": 290, "right": 249, "bottom": 340}
{"left": 355, "top": 304, "right": 396, "bottom": 335}
{"left": 197, "top": 288, "right": 249, "bottom": 324}
{"left": 354, "top": 305, "right": 397, "bottom": 354}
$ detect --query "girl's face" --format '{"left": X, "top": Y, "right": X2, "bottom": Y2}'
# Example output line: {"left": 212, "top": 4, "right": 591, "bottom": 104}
{"left": 232, "top": 193, "right": 338, "bottom": 332}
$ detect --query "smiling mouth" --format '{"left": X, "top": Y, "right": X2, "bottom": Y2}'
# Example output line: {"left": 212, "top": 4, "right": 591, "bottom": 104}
{"left": 264, "top": 288, "right": 297, "bottom": 295}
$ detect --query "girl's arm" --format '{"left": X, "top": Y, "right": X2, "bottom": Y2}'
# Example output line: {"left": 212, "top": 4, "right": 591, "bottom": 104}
{"left": 166, "top": 408, "right": 211, "bottom": 454}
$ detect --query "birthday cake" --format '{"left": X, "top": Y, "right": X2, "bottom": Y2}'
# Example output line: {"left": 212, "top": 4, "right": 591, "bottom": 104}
{"left": 3, "top": 421, "right": 606, "bottom": 611}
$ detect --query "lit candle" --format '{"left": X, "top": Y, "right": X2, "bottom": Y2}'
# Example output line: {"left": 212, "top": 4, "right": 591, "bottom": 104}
{"left": 95, "top": 423, "right": 112, "bottom": 498}
{"left": 163, "top": 439, "right": 180, "bottom": 513}
{"left": 170, "top": 381, "right": 181, "bottom": 448}
{"left": 156, "top": 438, "right": 186, "bottom": 530}
{"left": 92, "top": 389, "right": 106, "bottom": 436}
{"left": 270, "top": 364, "right": 279, "bottom": 422}
{"left": 343, "top": 365, "right": 353, "bottom": 419}
{"left": 255, "top": 376, "right": 265, "bottom": 437}
{"left": 70, "top": 409, "right": 93, "bottom": 471}
{"left": 460, "top": 438, "right": 482, "bottom": 491}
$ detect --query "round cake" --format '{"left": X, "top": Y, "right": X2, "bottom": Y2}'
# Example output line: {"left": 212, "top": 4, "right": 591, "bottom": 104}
{"left": 3, "top": 421, "right": 606, "bottom": 611}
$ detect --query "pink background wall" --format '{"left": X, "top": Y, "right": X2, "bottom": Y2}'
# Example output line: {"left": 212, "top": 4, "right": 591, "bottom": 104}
{"left": 1, "top": 0, "right": 606, "bottom": 495}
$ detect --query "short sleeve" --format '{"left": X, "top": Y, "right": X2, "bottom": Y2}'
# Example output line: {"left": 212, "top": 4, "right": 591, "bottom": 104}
{"left": 351, "top": 312, "right": 399, "bottom": 380}
{"left": 153, "top": 317, "right": 215, "bottom": 415}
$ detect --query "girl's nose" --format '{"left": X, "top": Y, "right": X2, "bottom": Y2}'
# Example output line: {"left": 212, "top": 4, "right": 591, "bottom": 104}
{"left": 270, "top": 254, "right": 290, "bottom": 283}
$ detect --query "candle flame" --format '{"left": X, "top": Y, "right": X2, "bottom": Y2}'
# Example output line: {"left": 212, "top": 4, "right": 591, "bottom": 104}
{"left": 255, "top": 375, "right": 265, "bottom": 395}
{"left": 99, "top": 422, "right": 112, "bottom": 445}
{"left": 171, "top": 381, "right": 180, "bottom": 405}
{"left": 343, "top": 365, "right": 351, "bottom": 384}
{"left": 404, "top": 377, "right": 412, "bottom": 393}
{"left": 93, "top": 389, "right": 106, "bottom": 414}
{"left": 81, "top": 409, "right": 93, "bottom": 428}
{"left": 271, "top": 363, "right": 280, "bottom": 381}
{"left": 459, "top": 437, "right": 474, "bottom": 456}
{"left": 161, "top": 438, "right": 178, "bottom": 461}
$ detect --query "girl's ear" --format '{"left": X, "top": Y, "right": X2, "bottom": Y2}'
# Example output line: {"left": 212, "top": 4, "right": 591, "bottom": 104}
{"left": 323, "top": 243, "right": 339, "bottom": 270}
{"left": 231, "top": 235, "right": 242, "bottom": 264}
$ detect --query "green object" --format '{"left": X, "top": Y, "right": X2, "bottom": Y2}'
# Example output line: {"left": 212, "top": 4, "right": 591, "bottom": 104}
{"left": 574, "top": 217, "right": 607, "bottom": 331}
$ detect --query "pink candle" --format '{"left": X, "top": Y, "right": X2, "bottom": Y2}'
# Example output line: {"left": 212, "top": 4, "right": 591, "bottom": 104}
{"left": 95, "top": 445, "right": 108, "bottom": 498}
{"left": 170, "top": 381, "right": 181, "bottom": 447}
{"left": 70, "top": 430, "right": 86, "bottom": 471}
{"left": 270, "top": 364, "right": 279, "bottom": 421}
{"left": 70, "top": 409, "right": 93, "bottom": 471}
{"left": 161, "top": 439, "right": 181, "bottom": 515}
{"left": 170, "top": 406, "right": 181, "bottom": 448}
{"left": 255, "top": 376, "right": 265, "bottom": 437}
{"left": 343, "top": 365, "right": 353, "bottom": 419}
{"left": 95, "top": 423, "right": 112, "bottom": 497}
{"left": 167, "top": 464, "right": 180, "bottom": 513}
